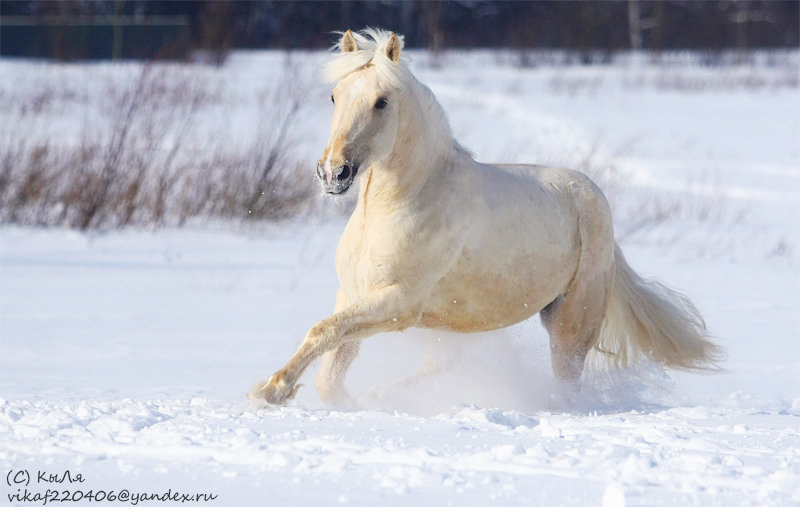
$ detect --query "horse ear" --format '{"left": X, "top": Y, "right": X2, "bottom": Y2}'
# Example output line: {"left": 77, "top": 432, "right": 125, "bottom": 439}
{"left": 385, "top": 32, "right": 402, "bottom": 63}
{"left": 341, "top": 30, "right": 358, "bottom": 53}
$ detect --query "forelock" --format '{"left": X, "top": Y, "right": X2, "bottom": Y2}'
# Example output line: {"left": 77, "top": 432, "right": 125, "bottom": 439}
{"left": 323, "top": 28, "right": 410, "bottom": 90}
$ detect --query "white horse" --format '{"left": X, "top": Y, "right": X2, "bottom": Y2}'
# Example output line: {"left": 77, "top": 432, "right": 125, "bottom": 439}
{"left": 250, "top": 28, "right": 720, "bottom": 406}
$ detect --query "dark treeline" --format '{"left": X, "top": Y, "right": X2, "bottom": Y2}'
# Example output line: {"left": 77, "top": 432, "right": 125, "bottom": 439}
{"left": 1, "top": 0, "right": 798, "bottom": 60}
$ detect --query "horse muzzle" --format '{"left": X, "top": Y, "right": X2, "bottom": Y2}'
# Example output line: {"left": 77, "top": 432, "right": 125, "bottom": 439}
{"left": 317, "top": 161, "right": 359, "bottom": 194}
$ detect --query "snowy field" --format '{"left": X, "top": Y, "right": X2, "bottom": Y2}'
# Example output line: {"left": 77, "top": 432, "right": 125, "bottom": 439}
{"left": 1, "top": 50, "right": 799, "bottom": 506}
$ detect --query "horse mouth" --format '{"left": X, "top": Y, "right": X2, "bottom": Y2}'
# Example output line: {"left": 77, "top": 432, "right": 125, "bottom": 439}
{"left": 319, "top": 163, "right": 359, "bottom": 195}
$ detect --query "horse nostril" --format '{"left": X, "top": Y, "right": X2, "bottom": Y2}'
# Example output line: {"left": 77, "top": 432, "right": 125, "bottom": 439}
{"left": 336, "top": 165, "right": 351, "bottom": 181}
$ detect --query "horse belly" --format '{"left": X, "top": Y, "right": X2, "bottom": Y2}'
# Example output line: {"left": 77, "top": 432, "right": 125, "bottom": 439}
{"left": 419, "top": 245, "right": 578, "bottom": 333}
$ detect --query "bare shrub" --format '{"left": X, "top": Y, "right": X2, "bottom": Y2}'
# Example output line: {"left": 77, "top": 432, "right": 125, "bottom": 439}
{"left": 0, "top": 57, "right": 318, "bottom": 230}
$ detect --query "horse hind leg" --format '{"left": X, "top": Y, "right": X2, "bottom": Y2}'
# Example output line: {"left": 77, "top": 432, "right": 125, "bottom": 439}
{"left": 542, "top": 187, "right": 615, "bottom": 389}
{"left": 396, "top": 337, "right": 464, "bottom": 388}
{"left": 541, "top": 270, "right": 611, "bottom": 389}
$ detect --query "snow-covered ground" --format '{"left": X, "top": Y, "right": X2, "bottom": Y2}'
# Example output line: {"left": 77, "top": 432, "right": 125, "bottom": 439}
{"left": 2, "top": 51, "right": 799, "bottom": 506}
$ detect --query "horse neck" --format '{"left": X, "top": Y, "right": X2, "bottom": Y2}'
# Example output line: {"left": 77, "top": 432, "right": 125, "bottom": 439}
{"left": 361, "top": 81, "right": 455, "bottom": 208}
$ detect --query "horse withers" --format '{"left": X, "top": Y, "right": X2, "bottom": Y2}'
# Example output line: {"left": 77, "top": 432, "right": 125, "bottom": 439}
{"left": 250, "top": 29, "right": 721, "bottom": 407}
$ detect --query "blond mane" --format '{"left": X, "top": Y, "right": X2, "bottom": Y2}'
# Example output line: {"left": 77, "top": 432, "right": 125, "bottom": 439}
{"left": 323, "top": 28, "right": 411, "bottom": 89}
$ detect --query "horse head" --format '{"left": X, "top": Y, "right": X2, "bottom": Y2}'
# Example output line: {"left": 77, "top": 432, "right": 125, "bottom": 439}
{"left": 317, "top": 29, "right": 404, "bottom": 195}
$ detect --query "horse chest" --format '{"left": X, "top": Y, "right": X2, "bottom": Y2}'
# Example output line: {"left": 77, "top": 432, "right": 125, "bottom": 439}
{"left": 335, "top": 219, "right": 402, "bottom": 299}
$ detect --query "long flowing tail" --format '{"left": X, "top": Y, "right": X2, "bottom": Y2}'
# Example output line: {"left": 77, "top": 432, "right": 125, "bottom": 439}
{"left": 590, "top": 244, "right": 722, "bottom": 371}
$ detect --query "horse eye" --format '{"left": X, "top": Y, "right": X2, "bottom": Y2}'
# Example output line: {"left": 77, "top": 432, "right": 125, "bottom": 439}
{"left": 375, "top": 98, "right": 388, "bottom": 110}
{"left": 330, "top": 94, "right": 335, "bottom": 104}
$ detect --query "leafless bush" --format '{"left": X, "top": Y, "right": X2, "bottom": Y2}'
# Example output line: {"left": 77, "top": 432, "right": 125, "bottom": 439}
{"left": 0, "top": 58, "right": 317, "bottom": 230}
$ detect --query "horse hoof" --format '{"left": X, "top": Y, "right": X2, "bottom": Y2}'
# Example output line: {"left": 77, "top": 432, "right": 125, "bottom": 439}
{"left": 248, "top": 378, "right": 303, "bottom": 405}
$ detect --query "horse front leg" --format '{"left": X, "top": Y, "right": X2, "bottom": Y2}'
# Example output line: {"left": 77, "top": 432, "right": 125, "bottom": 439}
{"left": 249, "top": 285, "right": 418, "bottom": 405}
{"left": 315, "top": 290, "right": 361, "bottom": 407}
{"left": 315, "top": 341, "right": 361, "bottom": 407}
